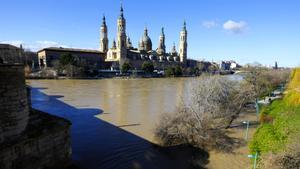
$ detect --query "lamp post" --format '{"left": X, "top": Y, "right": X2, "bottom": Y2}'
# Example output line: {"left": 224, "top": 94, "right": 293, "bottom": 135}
{"left": 243, "top": 121, "right": 250, "bottom": 140}
{"left": 248, "top": 152, "right": 258, "bottom": 169}
{"left": 255, "top": 98, "right": 259, "bottom": 120}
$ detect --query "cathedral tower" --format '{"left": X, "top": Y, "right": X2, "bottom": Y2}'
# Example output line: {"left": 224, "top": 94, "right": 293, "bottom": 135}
{"left": 100, "top": 15, "right": 109, "bottom": 53}
{"left": 157, "top": 27, "right": 166, "bottom": 55}
{"left": 117, "top": 4, "right": 127, "bottom": 59}
{"left": 179, "top": 21, "right": 187, "bottom": 63}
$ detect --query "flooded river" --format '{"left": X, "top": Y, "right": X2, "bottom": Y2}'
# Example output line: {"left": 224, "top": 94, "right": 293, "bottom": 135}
{"left": 28, "top": 76, "right": 251, "bottom": 169}
{"left": 28, "top": 78, "right": 206, "bottom": 169}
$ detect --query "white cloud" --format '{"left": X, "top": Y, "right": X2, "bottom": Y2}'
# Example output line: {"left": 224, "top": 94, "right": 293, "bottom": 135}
{"left": 30, "top": 41, "right": 69, "bottom": 51}
{"left": 202, "top": 20, "right": 218, "bottom": 28}
{"left": 0, "top": 40, "right": 68, "bottom": 51}
{"left": 223, "top": 20, "right": 247, "bottom": 34}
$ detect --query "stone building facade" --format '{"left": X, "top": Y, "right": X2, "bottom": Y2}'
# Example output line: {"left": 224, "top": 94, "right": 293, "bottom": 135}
{"left": 37, "top": 47, "right": 106, "bottom": 69}
{"left": 0, "top": 44, "right": 23, "bottom": 64}
{"left": 0, "top": 44, "right": 39, "bottom": 68}
{"left": 102, "top": 5, "right": 188, "bottom": 69}
{"left": 0, "top": 64, "right": 71, "bottom": 169}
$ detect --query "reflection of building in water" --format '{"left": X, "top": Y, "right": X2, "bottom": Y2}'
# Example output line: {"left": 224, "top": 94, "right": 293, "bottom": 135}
{"left": 102, "top": 4, "right": 188, "bottom": 69}
{"left": 175, "top": 78, "right": 186, "bottom": 106}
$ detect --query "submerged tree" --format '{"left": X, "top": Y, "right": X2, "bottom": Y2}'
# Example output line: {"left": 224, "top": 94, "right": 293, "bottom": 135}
{"left": 155, "top": 76, "right": 255, "bottom": 151}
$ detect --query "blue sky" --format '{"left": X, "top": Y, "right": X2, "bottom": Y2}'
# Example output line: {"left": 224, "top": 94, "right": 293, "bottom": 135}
{"left": 0, "top": 0, "right": 299, "bottom": 67}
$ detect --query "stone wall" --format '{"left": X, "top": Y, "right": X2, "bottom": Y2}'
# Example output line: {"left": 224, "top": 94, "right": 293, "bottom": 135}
{"left": 0, "top": 44, "right": 23, "bottom": 64}
{"left": 0, "top": 64, "right": 29, "bottom": 144}
{"left": 0, "top": 109, "right": 71, "bottom": 169}
{"left": 0, "top": 64, "right": 71, "bottom": 169}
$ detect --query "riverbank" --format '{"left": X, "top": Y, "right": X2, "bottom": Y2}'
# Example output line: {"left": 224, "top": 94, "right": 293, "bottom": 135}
{"left": 26, "top": 67, "right": 235, "bottom": 80}
{"left": 249, "top": 68, "right": 300, "bottom": 168}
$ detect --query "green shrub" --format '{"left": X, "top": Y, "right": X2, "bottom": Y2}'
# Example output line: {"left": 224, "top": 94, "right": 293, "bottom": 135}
{"left": 142, "top": 61, "right": 154, "bottom": 74}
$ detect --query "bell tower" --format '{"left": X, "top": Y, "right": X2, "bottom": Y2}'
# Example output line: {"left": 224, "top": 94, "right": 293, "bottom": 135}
{"left": 157, "top": 27, "right": 166, "bottom": 55}
{"left": 117, "top": 3, "right": 127, "bottom": 60}
{"left": 179, "top": 21, "right": 187, "bottom": 63}
{"left": 100, "top": 15, "right": 109, "bottom": 53}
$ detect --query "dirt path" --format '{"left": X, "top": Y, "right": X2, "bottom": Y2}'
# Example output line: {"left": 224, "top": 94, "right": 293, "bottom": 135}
{"left": 207, "top": 111, "right": 258, "bottom": 169}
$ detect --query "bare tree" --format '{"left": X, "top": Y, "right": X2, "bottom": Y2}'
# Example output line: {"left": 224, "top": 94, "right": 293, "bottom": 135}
{"left": 155, "top": 76, "right": 255, "bottom": 151}
{"left": 243, "top": 65, "right": 290, "bottom": 98}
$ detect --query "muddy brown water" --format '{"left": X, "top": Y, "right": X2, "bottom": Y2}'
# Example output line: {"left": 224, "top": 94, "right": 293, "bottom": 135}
{"left": 28, "top": 77, "right": 253, "bottom": 169}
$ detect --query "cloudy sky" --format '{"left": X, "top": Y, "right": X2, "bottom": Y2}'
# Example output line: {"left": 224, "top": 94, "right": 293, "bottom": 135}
{"left": 0, "top": 0, "right": 299, "bottom": 67}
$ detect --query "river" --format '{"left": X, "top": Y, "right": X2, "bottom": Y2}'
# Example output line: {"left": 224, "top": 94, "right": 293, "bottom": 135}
{"left": 28, "top": 76, "right": 246, "bottom": 169}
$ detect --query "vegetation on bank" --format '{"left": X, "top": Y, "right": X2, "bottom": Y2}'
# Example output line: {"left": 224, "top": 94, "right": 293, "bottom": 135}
{"left": 53, "top": 53, "right": 97, "bottom": 77}
{"left": 243, "top": 66, "right": 291, "bottom": 99}
{"left": 141, "top": 61, "right": 155, "bottom": 74}
{"left": 164, "top": 66, "right": 183, "bottom": 77}
{"left": 154, "top": 67, "right": 291, "bottom": 155}
{"left": 154, "top": 75, "right": 255, "bottom": 151}
{"left": 250, "top": 68, "right": 300, "bottom": 168}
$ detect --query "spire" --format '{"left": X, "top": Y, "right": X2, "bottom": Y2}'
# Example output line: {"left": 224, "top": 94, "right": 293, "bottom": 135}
{"left": 112, "top": 39, "right": 116, "bottom": 49}
{"left": 144, "top": 27, "right": 148, "bottom": 36}
{"left": 182, "top": 20, "right": 187, "bottom": 32}
{"left": 161, "top": 27, "right": 164, "bottom": 36}
{"left": 119, "top": 2, "right": 124, "bottom": 19}
{"left": 127, "top": 36, "right": 132, "bottom": 48}
{"left": 102, "top": 15, "right": 106, "bottom": 26}
{"left": 171, "top": 42, "right": 178, "bottom": 56}
{"left": 183, "top": 20, "right": 186, "bottom": 31}
{"left": 157, "top": 27, "right": 166, "bottom": 55}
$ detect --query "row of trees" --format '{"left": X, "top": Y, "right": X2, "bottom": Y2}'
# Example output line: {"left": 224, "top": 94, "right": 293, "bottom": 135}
{"left": 121, "top": 61, "right": 154, "bottom": 74}
{"left": 243, "top": 66, "right": 290, "bottom": 98}
{"left": 154, "top": 66, "right": 291, "bottom": 152}
{"left": 121, "top": 61, "right": 200, "bottom": 77}
{"left": 164, "top": 66, "right": 183, "bottom": 77}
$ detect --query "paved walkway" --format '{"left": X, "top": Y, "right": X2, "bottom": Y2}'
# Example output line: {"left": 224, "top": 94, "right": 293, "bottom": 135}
{"left": 258, "top": 89, "right": 283, "bottom": 105}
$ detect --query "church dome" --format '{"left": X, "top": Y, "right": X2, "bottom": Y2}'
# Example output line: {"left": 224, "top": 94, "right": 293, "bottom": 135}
{"left": 141, "top": 27, "right": 152, "bottom": 51}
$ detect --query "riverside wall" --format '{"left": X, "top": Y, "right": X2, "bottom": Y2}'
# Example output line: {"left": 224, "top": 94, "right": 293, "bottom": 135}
{"left": 0, "top": 64, "right": 71, "bottom": 169}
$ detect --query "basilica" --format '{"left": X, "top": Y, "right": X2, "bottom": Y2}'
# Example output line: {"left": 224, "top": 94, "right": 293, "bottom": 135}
{"left": 100, "top": 5, "right": 188, "bottom": 69}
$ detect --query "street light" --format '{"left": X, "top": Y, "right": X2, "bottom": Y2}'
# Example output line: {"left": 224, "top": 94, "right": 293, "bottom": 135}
{"left": 248, "top": 152, "right": 258, "bottom": 169}
{"left": 255, "top": 98, "right": 259, "bottom": 120}
{"left": 243, "top": 120, "right": 250, "bottom": 140}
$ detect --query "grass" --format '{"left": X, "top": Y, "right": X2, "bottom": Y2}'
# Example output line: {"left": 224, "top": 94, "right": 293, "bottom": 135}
{"left": 250, "top": 68, "right": 300, "bottom": 154}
